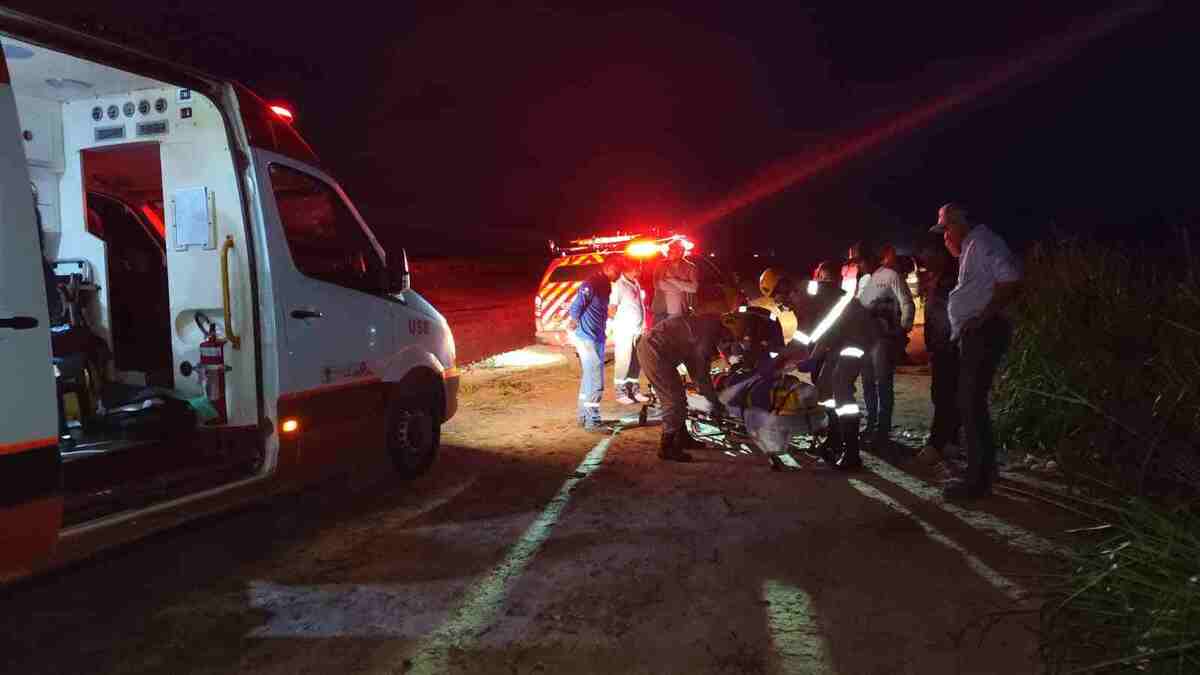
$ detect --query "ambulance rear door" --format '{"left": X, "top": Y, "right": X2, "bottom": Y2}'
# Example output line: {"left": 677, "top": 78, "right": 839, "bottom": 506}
{"left": 0, "top": 42, "right": 63, "bottom": 582}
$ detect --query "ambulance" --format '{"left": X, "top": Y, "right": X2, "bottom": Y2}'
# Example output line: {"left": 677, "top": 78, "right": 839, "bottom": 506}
{"left": 0, "top": 9, "right": 458, "bottom": 584}
{"left": 534, "top": 232, "right": 745, "bottom": 348}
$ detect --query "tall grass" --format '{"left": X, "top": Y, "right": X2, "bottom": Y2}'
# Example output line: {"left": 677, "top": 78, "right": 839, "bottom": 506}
{"left": 993, "top": 232, "right": 1200, "bottom": 672}
{"left": 1040, "top": 500, "right": 1200, "bottom": 673}
{"left": 994, "top": 235, "right": 1200, "bottom": 496}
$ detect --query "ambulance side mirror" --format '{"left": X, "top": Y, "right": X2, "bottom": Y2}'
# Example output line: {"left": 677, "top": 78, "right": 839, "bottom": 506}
{"left": 388, "top": 248, "right": 412, "bottom": 295}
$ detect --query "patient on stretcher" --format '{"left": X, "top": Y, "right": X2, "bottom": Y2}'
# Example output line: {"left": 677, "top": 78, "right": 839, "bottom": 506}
{"left": 686, "top": 309, "right": 829, "bottom": 455}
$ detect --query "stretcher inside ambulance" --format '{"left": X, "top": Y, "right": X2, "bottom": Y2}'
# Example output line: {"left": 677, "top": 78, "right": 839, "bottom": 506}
{"left": 1, "top": 15, "right": 457, "bottom": 583}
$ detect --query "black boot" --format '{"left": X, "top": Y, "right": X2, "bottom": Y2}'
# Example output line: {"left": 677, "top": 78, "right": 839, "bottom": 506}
{"left": 659, "top": 432, "right": 694, "bottom": 462}
{"left": 817, "top": 419, "right": 840, "bottom": 464}
{"left": 834, "top": 419, "right": 863, "bottom": 471}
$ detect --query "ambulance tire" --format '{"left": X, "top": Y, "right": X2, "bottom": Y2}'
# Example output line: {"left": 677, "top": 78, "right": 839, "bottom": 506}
{"left": 386, "top": 392, "right": 441, "bottom": 480}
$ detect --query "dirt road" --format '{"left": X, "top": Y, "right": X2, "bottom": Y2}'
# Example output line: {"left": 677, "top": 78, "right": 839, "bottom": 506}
{"left": 1, "top": 282, "right": 1080, "bottom": 674}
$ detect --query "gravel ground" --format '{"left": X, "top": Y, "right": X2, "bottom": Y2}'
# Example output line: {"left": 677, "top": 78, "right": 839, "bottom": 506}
{"left": 0, "top": 288, "right": 1081, "bottom": 675}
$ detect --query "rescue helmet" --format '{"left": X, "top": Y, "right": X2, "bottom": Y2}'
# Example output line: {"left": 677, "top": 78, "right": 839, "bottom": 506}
{"left": 758, "top": 267, "right": 786, "bottom": 298}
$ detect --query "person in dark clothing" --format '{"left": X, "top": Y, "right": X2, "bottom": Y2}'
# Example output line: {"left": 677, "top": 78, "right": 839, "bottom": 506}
{"left": 637, "top": 313, "right": 737, "bottom": 461}
{"left": 916, "top": 242, "right": 961, "bottom": 465}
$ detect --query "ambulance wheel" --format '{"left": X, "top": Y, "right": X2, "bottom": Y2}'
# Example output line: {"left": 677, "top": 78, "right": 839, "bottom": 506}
{"left": 387, "top": 396, "right": 440, "bottom": 479}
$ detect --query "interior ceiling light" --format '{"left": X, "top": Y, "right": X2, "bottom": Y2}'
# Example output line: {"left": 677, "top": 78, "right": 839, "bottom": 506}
{"left": 3, "top": 44, "right": 34, "bottom": 59}
{"left": 45, "top": 78, "right": 93, "bottom": 92}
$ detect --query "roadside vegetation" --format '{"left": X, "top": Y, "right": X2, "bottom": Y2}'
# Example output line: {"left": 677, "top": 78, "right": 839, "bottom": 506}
{"left": 992, "top": 231, "right": 1200, "bottom": 673}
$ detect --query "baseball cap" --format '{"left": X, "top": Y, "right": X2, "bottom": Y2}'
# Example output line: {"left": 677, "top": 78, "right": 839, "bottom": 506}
{"left": 930, "top": 202, "right": 966, "bottom": 234}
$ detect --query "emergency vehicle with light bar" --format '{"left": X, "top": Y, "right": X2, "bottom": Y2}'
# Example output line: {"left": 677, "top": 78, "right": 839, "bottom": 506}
{"left": 0, "top": 9, "right": 458, "bottom": 584}
{"left": 535, "top": 232, "right": 745, "bottom": 348}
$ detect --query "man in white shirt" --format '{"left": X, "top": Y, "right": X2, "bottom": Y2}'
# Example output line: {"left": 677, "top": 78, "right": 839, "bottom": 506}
{"left": 609, "top": 257, "right": 651, "bottom": 405}
{"left": 856, "top": 243, "right": 915, "bottom": 453}
{"left": 930, "top": 203, "right": 1022, "bottom": 500}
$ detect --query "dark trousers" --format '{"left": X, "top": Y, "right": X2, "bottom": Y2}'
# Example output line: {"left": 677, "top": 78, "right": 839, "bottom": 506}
{"left": 815, "top": 348, "right": 863, "bottom": 418}
{"left": 861, "top": 337, "right": 897, "bottom": 442}
{"left": 928, "top": 347, "right": 961, "bottom": 450}
{"left": 957, "top": 317, "right": 1011, "bottom": 489}
{"left": 637, "top": 335, "right": 686, "bottom": 434}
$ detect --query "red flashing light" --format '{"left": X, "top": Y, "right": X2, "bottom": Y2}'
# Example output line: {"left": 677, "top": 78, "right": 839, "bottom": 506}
{"left": 140, "top": 204, "right": 165, "bottom": 239}
{"left": 269, "top": 105, "right": 295, "bottom": 123}
{"left": 625, "top": 240, "right": 661, "bottom": 259}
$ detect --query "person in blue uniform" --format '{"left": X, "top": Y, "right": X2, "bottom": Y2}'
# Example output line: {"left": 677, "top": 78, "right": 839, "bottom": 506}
{"left": 567, "top": 259, "right": 622, "bottom": 430}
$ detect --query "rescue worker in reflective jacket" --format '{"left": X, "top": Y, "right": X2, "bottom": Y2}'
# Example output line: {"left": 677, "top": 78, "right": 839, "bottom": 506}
{"left": 759, "top": 268, "right": 878, "bottom": 470}
{"left": 637, "top": 313, "right": 739, "bottom": 462}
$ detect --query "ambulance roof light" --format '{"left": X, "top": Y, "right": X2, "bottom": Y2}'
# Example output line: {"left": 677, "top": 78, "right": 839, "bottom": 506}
{"left": 625, "top": 240, "right": 660, "bottom": 259}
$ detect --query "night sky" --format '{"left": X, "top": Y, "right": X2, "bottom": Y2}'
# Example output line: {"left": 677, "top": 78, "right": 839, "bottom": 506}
{"left": 10, "top": 1, "right": 1196, "bottom": 261}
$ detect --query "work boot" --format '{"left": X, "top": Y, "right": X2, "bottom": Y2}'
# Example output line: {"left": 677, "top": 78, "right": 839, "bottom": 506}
{"left": 817, "top": 425, "right": 839, "bottom": 464}
{"left": 659, "top": 432, "right": 693, "bottom": 462}
{"left": 834, "top": 420, "right": 864, "bottom": 471}
{"left": 631, "top": 386, "right": 651, "bottom": 403}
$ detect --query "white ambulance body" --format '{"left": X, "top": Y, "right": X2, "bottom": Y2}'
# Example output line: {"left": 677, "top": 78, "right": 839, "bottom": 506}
{"left": 0, "top": 9, "right": 459, "bottom": 583}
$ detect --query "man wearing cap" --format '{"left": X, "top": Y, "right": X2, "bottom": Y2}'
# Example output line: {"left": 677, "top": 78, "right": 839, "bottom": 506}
{"left": 931, "top": 203, "right": 1022, "bottom": 499}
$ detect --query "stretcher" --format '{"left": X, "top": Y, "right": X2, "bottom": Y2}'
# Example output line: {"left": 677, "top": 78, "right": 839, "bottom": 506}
{"left": 638, "top": 371, "right": 839, "bottom": 471}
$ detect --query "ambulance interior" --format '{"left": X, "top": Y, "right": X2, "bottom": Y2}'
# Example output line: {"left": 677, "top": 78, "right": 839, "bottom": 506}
{"left": 4, "top": 37, "right": 262, "bottom": 525}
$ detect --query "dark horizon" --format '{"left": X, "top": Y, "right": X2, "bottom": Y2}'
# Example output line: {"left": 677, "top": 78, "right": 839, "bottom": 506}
{"left": 8, "top": 1, "right": 1195, "bottom": 258}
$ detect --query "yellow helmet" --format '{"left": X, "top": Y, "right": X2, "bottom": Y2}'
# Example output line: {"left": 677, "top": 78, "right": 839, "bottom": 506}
{"left": 759, "top": 267, "right": 786, "bottom": 299}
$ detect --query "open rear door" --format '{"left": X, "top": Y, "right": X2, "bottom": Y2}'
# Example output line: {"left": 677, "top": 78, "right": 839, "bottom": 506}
{"left": 0, "top": 42, "right": 63, "bottom": 582}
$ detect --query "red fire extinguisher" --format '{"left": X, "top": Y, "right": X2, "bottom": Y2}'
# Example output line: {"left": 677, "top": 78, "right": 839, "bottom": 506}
{"left": 195, "top": 312, "right": 229, "bottom": 424}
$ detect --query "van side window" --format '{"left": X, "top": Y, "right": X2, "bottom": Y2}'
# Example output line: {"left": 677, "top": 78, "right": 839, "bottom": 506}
{"left": 268, "top": 164, "right": 384, "bottom": 294}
